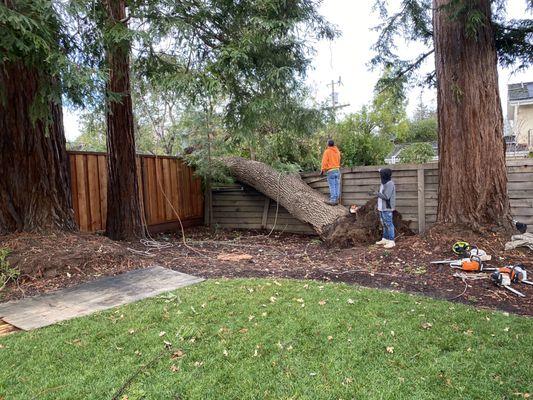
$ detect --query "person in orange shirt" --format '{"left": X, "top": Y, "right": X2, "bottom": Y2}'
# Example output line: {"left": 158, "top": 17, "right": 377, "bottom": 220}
{"left": 321, "top": 139, "right": 341, "bottom": 205}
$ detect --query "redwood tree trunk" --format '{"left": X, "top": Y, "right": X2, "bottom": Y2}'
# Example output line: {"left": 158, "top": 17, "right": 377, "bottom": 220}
{"left": 433, "top": 0, "right": 511, "bottom": 227}
{"left": 0, "top": 62, "right": 76, "bottom": 234}
{"left": 104, "top": 0, "right": 144, "bottom": 241}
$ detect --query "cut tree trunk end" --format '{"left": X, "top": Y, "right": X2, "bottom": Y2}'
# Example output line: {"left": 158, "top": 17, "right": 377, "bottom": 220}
{"left": 433, "top": 0, "right": 511, "bottom": 229}
{"left": 222, "top": 157, "right": 413, "bottom": 246}
{"left": 104, "top": 0, "right": 144, "bottom": 241}
{"left": 0, "top": 61, "right": 76, "bottom": 234}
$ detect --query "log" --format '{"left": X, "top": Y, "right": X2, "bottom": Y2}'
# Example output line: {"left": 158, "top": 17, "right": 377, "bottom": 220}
{"left": 222, "top": 157, "right": 414, "bottom": 246}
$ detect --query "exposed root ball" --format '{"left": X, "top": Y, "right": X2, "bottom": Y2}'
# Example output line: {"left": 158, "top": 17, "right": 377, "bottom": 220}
{"left": 322, "top": 198, "right": 414, "bottom": 247}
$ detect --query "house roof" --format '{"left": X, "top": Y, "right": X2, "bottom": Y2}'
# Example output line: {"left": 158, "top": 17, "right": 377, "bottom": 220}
{"left": 508, "top": 82, "right": 533, "bottom": 102}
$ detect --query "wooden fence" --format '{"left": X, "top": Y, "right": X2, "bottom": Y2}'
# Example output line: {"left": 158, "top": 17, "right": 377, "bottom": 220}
{"left": 68, "top": 151, "right": 204, "bottom": 233}
{"left": 211, "top": 159, "right": 533, "bottom": 234}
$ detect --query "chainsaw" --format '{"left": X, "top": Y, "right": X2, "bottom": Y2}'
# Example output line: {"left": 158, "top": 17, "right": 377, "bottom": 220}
{"left": 491, "top": 268, "right": 526, "bottom": 297}
{"left": 431, "top": 255, "right": 495, "bottom": 271}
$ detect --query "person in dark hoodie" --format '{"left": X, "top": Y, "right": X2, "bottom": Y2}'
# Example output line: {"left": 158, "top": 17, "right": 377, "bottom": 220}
{"left": 373, "top": 168, "right": 396, "bottom": 248}
{"left": 321, "top": 139, "right": 342, "bottom": 205}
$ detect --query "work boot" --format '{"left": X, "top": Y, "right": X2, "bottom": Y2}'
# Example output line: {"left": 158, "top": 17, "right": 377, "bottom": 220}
{"left": 327, "top": 200, "right": 338, "bottom": 206}
{"left": 383, "top": 240, "right": 396, "bottom": 249}
{"left": 375, "top": 238, "right": 388, "bottom": 245}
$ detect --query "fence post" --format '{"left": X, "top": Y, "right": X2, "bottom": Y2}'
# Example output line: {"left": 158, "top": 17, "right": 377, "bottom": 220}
{"left": 417, "top": 166, "right": 426, "bottom": 233}
{"left": 261, "top": 197, "right": 270, "bottom": 229}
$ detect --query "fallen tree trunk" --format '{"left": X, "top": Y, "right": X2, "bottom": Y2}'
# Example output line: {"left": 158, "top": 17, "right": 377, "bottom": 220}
{"left": 222, "top": 157, "right": 413, "bottom": 246}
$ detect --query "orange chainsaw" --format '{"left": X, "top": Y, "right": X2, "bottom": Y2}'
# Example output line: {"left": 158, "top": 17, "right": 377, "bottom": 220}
{"left": 431, "top": 255, "right": 496, "bottom": 272}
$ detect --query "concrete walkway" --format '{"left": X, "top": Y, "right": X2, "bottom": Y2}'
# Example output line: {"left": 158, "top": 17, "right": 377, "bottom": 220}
{"left": 0, "top": 266, "right": 203, "bottom": 331}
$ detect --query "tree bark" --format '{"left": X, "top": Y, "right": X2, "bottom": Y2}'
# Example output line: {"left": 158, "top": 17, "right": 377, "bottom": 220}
{"left": 222, "top": 157, "right": 413, "bottom": 245}
{"left": 433, "top": 0, "right": 511, "bottom": 227}
{"left": 104, "top": 0, "right": 144, "bottom": 241}
{"left": 223, "top": 157, "right": 348, "bottom": 234}
{"left": 0, "top": 61, "right": 76, "bottom": 234}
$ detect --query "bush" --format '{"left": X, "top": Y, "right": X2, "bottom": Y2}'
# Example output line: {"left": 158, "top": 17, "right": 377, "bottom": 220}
{"left": 399, "top": 142, "right": 435, "bottom": 164}
{"left": 0, "top": 248, "right": 18, "bottom": 290}
{"left": 400, "top": 117, "right": 438, "bottom": 143}
{"left": 334, "top": 110, "right": 393, "bottom": 167}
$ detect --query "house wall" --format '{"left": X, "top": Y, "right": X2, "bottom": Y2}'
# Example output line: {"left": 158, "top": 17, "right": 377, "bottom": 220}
{"left": 516, "top": 104, "right": 533, "bottom": 149}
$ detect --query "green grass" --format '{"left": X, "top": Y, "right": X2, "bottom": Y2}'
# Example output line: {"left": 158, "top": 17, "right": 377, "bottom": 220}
{"left": 0, "top": 279, "right": 532, "bottom": 399}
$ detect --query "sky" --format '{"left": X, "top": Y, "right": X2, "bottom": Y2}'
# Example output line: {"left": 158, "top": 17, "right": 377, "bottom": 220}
{"left": 63, "top": 0, "right": 533, "bottom": 141}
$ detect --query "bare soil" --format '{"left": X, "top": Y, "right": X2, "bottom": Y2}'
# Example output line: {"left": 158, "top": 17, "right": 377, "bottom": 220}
{"left": 1, "top": 226, "right": 531, "bottom": 316}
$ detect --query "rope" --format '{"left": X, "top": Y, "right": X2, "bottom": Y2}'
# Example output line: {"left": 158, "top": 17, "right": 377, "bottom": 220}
{"left": 267, "top": 172, "right": 282, "bottom": 237}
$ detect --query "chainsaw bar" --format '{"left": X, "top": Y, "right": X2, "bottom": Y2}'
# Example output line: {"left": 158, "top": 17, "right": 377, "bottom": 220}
{"left": 503, "top": 285, "right": 526, "bottom": 297}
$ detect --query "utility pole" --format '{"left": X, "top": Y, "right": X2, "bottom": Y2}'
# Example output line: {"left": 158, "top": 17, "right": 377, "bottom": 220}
{"left": 326, "top": 77, "right": 350, "bottom": 122}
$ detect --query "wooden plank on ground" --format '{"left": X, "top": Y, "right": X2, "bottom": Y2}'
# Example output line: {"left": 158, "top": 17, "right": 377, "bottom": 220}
{"left": 0, "top": 266, "right": 203, "bottom": 331}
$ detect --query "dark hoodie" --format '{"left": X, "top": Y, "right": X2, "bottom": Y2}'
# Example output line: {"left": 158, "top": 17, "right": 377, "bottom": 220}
{"left": 377, "top": 168, "right": 395, "bottom": 211}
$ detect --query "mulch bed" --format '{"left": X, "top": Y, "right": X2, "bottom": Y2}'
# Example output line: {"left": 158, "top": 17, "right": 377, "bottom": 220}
{"left": 1, "top": 226, "right": 532, "bottom": 316}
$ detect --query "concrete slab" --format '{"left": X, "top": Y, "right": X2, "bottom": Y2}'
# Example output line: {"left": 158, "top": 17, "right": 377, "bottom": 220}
{"left": 0, "top": 266, "right": 203, "bottom": 330}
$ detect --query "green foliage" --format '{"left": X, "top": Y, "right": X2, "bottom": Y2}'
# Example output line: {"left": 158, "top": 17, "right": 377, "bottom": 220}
{"left": 1, "top": 279, "right": 532, "bottom": 399}
{"left": 0, "top": 248, "right": 18, "bottom": 290}
{"left": 372, "top": 0, "right": 533, "bottom": 88}
{"left": 334, "top": 109, "right": 393, "bottom": 167}
{"left": 401, "top": 117, "right": 438, "bottom": 143}
{"left": 399, "top": 142, "right": 435, "bottom": 164}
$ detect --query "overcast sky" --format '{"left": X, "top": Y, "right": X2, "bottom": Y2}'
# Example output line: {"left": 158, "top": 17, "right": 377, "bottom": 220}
{"left": 63, "top": 0, "right": 533, "bottom": 141}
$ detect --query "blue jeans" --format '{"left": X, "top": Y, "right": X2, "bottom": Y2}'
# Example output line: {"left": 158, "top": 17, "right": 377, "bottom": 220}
{"left": 327, "top": 170, "right": 341, "bottom": 202}
{"left": 380, "top": 211, "right": 395, "bottom": 241}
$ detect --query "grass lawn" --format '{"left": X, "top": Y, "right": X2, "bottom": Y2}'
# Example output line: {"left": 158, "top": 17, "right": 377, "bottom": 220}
{"left": 0, "top": 279, "right": 532, "bottom": 400}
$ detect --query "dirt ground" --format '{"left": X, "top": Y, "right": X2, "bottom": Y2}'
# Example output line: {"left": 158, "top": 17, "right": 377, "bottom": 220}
{"left": 1, "top": 226, "right": 532, "bottom": 316}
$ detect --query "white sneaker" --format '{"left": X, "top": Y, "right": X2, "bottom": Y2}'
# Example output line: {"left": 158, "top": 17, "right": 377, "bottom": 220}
{"left": 375, "top": 238, "right": 388, "bottom": 245}
{"left": 383, "top": 240, "right": 396, "bottom": 249}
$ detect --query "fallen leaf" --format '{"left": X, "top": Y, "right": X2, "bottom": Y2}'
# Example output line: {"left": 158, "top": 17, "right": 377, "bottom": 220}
{"left": 128, "top": 329, "right": 135, "bottom": 335}
{"left": 159, "top": 331, "right": 166, "bottom": 337}
{"left": 295, "top": 298, "right": 304, "bottom": 303}
{"left": 239, "top": 328, "right": 249, "bottom": 334}
{"left": 504, "top": 327, "right": 510, "bottom": 332}
{"left": 248, "top": 315, "right": 255, "bottom": 321}
{"left": 327, "top": 336, "right": 333, "bottom": 341}
{"left": 318, "top": 300, "right": 327, "bottom": 306}
{"left": 270, "top": 296, "right": 277, "bottom": 303}
{"left": 347, "top": 298, "right": 355, "bottom": 304}
{"left": 386, "top": 346, "right": 394, "bottom": 354}
{"left": 194, "top": 361, "right": 203, "bottom": 367}
{"left": 287, "top": 345, "right": 293, "bottom": 351}
{"left": 171, "top": 350, "right": 185, "bottom": 359}
{"left": 421, "top": 322, "right": 433, "bottom": 330}
{"left": 390, "top": 331, "right": 395, "bottom": 336}
{"left": 163, "top": 340, "right": 172, "bottom": 348}
{"left": 464, "top": 329, "right": 474, "bottom": 336}
{"left": 170, "top": 364, "right": 179, "bottom": 372}
{"left": 223, "top": 349, "right": 228, "bottom": 357}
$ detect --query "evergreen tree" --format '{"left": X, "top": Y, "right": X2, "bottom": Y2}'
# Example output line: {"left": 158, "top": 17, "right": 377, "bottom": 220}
{"left": 372, "top": 0, "right": 532, "bottom": 227}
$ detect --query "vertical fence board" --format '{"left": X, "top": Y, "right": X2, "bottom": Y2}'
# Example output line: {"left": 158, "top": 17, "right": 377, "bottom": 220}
{"left": 97, "top": 155, "right": 108, "bottom": 230}
{"left": 74, "top": 155, "right": 89, "bottom": 231}
{"left": 417, "top": 167, "right": 426, "bottom": 234}
{"left": 87, "top": 155, "right": 102, "bottom": 231}
{"left": 69, "top": 155, "right": 79, "bottom": 225}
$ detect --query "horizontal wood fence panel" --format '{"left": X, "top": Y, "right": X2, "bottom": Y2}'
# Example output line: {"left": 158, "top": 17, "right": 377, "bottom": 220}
{"left": 212, "top": 159, "right": 533, "bottom": 235}
{"left": 68, "top": 152, "right": 203, "bottom": 233}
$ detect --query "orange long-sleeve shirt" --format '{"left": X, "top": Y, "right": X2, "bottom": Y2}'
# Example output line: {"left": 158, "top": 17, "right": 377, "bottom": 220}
{"left": 321, "top": 146, "right": 341, "bottom": 172}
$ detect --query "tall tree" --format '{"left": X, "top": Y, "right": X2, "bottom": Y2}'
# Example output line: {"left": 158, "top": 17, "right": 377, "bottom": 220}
{"left": 102, "top": 0, "right": 144, "bottom": 240}
{"left": 434, "top": 0, "right": 509, "bottom": 225}
{"left": 373, "top": 0, "right": 533, "bottom": 227}
{"left": 0, "top": 0, "right": 75, "bottom": 233}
